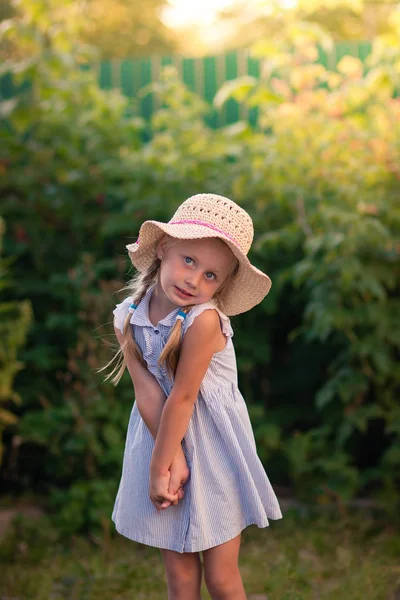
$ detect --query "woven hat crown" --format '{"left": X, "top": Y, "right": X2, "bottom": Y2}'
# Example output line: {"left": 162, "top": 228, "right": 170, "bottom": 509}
{"left": 170, "top": 194, "right": 254, "bottom": 254}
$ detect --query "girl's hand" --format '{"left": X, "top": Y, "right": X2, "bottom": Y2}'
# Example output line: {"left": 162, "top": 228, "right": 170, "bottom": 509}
{"left": 149, "top": 469, "right": 179, "bottom": 511}
{"left": 160, "top": 446, "right": 190, "bottom": 510}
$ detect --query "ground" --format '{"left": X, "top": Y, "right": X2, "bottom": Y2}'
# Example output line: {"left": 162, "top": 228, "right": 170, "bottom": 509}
{"left": 0, "top": 503, "right": 399, "bottom": 599}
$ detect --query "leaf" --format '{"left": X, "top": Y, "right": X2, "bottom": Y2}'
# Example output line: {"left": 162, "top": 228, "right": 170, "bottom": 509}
{"left": 0, "top": 19, "right": 15, "bottom": 38}
{"left": 247, "top": 88, "right": 282, "bottom": 107}
{"left": 213, "top": 76, "right": 257, "bottom": 109}
{"left": 337, "top": 56, "right": 364, "bottom": 78}
{"left": 251, "top": 40, "right": 282, "bottom": 59}
{"left": 0, "top": 408, "right": 19, "bottom": 425}
{"left": 316, "top": 383, "right": 336, "bottom": 409}
{"left": 258, "top": 423, "right": 281, "bottom": 449}
{"left": 364, "top": 67, "right": 394, "bottom": 98}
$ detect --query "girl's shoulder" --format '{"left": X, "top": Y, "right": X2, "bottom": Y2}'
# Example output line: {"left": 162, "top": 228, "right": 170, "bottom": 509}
{"left": 183, "top": 302, "right": 234, "bottom": 339}
{"left": 112, "top": 294, "right": 234, "bottom": 339}
{"left": 113, "top": 296, "right": 133, "bottom": 334}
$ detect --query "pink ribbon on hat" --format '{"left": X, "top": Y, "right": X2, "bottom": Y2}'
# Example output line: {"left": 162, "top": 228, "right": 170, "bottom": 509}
{"left": 169, "top": 219, "right": 240, "bottom": 248}
{"left": 135, "top": 219, "right": 240, "bottom": 248}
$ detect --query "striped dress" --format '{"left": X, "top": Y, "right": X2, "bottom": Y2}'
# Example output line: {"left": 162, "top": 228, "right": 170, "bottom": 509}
{"left": 111, "top": 284, "right": 282, "bottom": 553}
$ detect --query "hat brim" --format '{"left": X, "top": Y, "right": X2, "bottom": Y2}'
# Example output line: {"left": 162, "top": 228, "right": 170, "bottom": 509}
{"left": 126, "top": 220, "right": 271, "bottom": 316}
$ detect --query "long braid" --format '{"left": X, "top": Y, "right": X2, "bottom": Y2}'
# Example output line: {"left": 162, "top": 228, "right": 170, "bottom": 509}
{"left": 158, "top": 304, "right": 192, "bottom": 377}
{"left": 99, "top": 258, "right": 160, "bottom": 385}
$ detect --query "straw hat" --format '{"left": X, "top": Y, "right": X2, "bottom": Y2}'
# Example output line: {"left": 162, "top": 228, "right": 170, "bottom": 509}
{"left": 126, "top": 193, "right": 271, "bottom": 316}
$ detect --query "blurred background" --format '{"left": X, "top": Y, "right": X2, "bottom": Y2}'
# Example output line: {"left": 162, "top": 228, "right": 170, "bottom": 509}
{"left": 1, "top": 0, "right": 400, "bottom": 598}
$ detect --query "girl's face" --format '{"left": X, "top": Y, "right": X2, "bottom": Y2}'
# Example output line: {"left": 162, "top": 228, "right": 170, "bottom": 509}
{"left": 156, "top": 237, "right": 236, "bottom": 307}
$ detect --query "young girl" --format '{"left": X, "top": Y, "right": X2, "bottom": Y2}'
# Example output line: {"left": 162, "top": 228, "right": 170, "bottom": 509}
{"left": 106, "top": 193, "right": 282, "bottom": 600}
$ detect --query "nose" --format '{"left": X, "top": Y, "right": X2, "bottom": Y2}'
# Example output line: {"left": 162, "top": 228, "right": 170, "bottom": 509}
{"left": 185, "top": 271, "right": 201, "bottom": 290}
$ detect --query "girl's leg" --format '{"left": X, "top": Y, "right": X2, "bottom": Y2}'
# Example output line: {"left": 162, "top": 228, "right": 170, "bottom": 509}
{"left": 202, "top": 534, "right": 246, "bottom": 600}
{"left": 160, "top": 548, "right": 203, "bottom": 600}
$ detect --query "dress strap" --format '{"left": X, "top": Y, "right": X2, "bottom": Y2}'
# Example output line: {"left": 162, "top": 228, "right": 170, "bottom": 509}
{"left": 183, "top": 302, "right": 234, "bottom": 338}
{"left": 113, "top": 296, "right": 133, "bottom": 333}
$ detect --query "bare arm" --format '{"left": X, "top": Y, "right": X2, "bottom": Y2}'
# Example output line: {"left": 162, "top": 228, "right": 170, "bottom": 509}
{"left": 149, "top": 310, "right": 223, "bottom": 479}
{"left": 114, "top": 323, "right": 189, "bottom": 509}
{"left": 114, "top": 324, "right": 166, "bottom": 438}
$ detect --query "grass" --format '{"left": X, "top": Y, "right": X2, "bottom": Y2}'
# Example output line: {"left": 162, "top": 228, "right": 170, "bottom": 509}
{"left": 1, "top": 508, "right": 399, "bottom": 599}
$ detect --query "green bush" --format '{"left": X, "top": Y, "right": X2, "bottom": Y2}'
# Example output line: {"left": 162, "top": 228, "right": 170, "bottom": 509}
{"left": 1, "top": 3, "right": 399, "bottom": 532}
{"left": 0, "top": 217, "right": 32, "bottom": 465}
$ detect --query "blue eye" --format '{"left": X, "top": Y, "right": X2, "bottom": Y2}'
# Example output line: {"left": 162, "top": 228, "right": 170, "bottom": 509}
{"left": 184, "top": 257, "right": 193, "bottom": 265}
{"left": 206, "top": 272, "right": 216, "bottom": 280}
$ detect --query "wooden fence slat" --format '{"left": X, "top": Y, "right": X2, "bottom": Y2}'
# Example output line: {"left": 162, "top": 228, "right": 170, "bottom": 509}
{"left": 237, "top": 50, "right": 249, "bottom": 122}
{"left": 111, "top": 59, "right": 121, "bottom": 91}
{"left": 194, "top": 56, "right": 205, "bottom": 99}
{"left": 247, "top": 54, "right": 260, "bottom": 128}
{"left": 182, "top": 57, "right": 196, "bottom": 93}
{"left": 151, "top": 56, "right": 162, "bottom": 112}
{"left": 225, "top": 51, "right": 239, "bottom": 126}
{"left": 139, "top": 58, "right": 153, "bottom": 121}
{"left": 204, "top": 55, "right": 218, "bottom": 128}
{"left": 120, "top": 58, "right": 135, "bottom": 97}
{"left": 215, "top": 52, "right": 227, "bottom": 126}
{"left": 99, "top": 60, "right": 113, "bottom": 89}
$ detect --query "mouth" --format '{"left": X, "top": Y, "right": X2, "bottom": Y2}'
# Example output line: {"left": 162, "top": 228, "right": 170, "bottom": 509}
{"left": 175, "top": 286, "right": 194, "bottom": 298}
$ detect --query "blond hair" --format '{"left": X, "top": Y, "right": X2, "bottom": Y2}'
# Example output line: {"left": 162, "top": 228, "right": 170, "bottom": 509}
{"left": 100, "top": 236, "right": 239, "bottom": 385}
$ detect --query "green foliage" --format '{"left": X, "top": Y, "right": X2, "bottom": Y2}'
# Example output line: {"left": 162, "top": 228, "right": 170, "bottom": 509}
{"left": 1, "top": 3, "right": 399, "bottom": 533}
{"left": 218, "top": 0, "right": 398, "bottom": 52}
{"left": 0, "top": 0, "right": 176, "bottom": 60}
{"left": 0, "top": 217, "right": 32, "bottom": 465}
{"left": 218, "top": 22, "right": 400, "bottom": 510}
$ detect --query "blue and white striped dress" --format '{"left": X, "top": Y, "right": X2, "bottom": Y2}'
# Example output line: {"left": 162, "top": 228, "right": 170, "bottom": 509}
{"left": 111, "top": 284, "right": 282, "bottom": 553}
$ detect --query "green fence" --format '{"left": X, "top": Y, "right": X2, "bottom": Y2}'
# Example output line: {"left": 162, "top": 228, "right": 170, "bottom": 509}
{"left": 1, "top": 43, "right": 372, "bottom": 127}
{"left": 97, "top": 43, "right": 372, "bottom": 127}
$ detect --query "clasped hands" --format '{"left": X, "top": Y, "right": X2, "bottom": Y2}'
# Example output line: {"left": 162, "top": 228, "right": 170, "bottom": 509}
{"left": 149, "top": 444, "right": 190, "bottom": 511}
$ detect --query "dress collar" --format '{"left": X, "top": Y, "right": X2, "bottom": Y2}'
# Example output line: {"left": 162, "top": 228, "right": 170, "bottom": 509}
{"left": 129, "top": 284, "right": 181, "bottom": 328}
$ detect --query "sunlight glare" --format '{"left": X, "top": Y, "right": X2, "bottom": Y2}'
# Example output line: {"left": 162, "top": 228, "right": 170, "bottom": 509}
{"left": 163, "top": 0, "right": 297, "bottom": 28}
